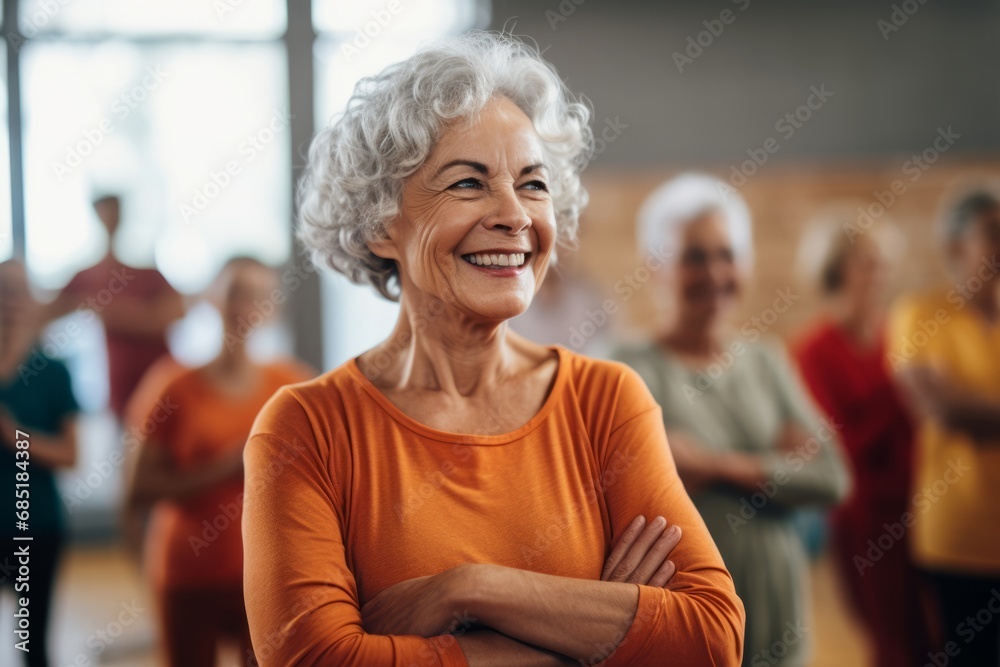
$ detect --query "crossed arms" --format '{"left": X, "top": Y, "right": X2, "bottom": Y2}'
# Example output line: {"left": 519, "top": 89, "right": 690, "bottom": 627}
{"left": 241, "top": 391, "right": 745, "bottom": 667}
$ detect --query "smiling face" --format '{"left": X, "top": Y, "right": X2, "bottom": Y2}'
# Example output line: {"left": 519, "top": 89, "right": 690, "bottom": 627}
{"left": 671, "top": 209, "right": 743, "bottom": 327}
{"left": 368, "top": 96, "right": 556, "bottom": 322}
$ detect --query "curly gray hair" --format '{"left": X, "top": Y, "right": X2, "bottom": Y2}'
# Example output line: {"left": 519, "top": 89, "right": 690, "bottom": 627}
{"left": 297, "top": 31, "right": 594, "bottom": 301}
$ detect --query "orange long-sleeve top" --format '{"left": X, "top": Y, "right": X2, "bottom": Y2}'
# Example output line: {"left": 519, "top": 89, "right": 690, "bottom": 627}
{"left": 242, "top": 344, "right": 745, "bottom": 666}
{"left": 140, "top": 360, "right": 313, "bottom": 590}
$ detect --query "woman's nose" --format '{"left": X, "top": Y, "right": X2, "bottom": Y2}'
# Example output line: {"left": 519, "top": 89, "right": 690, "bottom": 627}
{"left": 485, "top": 188, "right": 532, "bottom": 234}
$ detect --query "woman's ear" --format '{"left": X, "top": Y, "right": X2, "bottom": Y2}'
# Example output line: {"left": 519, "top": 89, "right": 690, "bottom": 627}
{"left": 367, "top": 219, "right": 400, "bottom": 260}
{"left": 367, "top": 236, "right": 398, "bottom": 260}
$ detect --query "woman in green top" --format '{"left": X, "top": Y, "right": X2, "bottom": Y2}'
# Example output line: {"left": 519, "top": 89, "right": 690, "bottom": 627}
{"left": 612, "top": 173, "right": 850, "bottom": 667}
{"left": 0, "top": 259, "right": 80, "bottom": 667}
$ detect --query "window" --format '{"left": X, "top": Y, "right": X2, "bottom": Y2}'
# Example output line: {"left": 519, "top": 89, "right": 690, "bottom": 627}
{"left": 22, "top": 41, "right": 290, "bottom": 292}
{"left": 19, "top": 0, "right": 285, "bottom": 37}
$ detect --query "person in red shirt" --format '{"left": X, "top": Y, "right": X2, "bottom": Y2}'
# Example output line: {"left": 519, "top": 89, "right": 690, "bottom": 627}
{"left": 126, "top": 257, "right": 314, "bottom": 667}
{"left": 792, "top": 217, "right": 926, "bottom": 666}
{"left": 43, "top": 195, "right": 186, "bottom": 419}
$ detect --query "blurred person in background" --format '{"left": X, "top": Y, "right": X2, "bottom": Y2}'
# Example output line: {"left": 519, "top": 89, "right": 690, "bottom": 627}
{"left": 125, "top": 256, "right": 313, "bottom": 667}
{"left": 887, "top": 188, "right": 1000, "bottom": 667}
{"left": 792, "top": 214, "right": 926, "bottom": 666}
{"left": 0, "top": 259, "right": 80, "bottom": 667}
{"left": 42, "top": 194, "right": 186, "bottom": 420}
{"left": 612, "top": 173, "right": 850, "bottom": 667}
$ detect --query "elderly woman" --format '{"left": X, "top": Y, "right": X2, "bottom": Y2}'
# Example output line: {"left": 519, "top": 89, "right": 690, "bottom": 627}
{"left": 611, "top": 174, "right": 850, "bottom": 667}
{"left": 887, "top": 189, "right": 1000, "bottom": 667}
{"left": 791, "top": 216, "right": 926, "bottom": 667}
{"left": 242, "top": 33, "right": 744, "bottom": 667}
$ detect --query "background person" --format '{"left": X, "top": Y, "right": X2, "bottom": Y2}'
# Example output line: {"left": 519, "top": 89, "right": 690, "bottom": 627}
{"left": 43, "top": 194, "right": 186, "bottom": 420}
{"left": 887, "top": 188, "right": 1000, "bottom": 667}
{"left": 126, "top": 256, "right": 313, "bottom": 667}
{"left": 612, "top": 173, "right": 850, "bottom": 667}
{"left": 792, "top": 213, "right": 926, "bottom": 667}
{"left": 0, "top": 259, "right": 80, "bottom": 667}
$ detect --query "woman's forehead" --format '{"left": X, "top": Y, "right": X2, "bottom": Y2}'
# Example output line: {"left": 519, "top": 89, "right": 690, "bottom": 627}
{"left": 426, "top": 100, "right": 544, "bottom": 169}
{"left": 680, "top": 209, "right": 732, "bottom": 244}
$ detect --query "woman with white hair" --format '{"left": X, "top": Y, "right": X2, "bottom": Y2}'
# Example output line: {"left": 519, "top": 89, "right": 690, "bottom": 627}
{"left": 241, "top": 33, "right": 744, "bottom": 666}
{"left": 612, "top": 173, "right": 849, "bottom": 667}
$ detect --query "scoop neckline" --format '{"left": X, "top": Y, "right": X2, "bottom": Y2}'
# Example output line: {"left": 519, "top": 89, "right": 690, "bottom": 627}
{"left": 347, "top": 344, "right": 568, "bottom": 445}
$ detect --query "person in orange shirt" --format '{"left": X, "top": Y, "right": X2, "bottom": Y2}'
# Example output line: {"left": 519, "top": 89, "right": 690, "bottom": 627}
{"left": 242, "top": 33, "right": 745, "bottom": 666}
{"left": 127, "top": 256, "right": 314, "bottom": 667}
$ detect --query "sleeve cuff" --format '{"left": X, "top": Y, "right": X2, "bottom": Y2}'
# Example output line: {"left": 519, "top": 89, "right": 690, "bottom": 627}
{"left": 436, "top": 635, "right": 470, "bottom": 667}
{"left": 599, "top": 585, "right": 662, "bottom": 666}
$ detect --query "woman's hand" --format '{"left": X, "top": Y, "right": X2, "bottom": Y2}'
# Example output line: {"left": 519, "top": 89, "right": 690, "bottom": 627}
{"left": 601, "top": 515, "right": 681, "bottom": 588}
{"left": 360, "top": 567, "right": 471, "bottom": 637}
{"left": 775, "top": 423, "right": 813, "bottom": 455}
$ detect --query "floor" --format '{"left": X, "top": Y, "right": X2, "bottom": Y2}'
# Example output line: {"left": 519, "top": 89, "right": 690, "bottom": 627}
{"left": 0, "top": 544, "right": 869, "bottom": 666}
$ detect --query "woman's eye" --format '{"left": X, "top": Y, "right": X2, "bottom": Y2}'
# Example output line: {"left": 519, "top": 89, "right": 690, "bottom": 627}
{"left": 450, "top": 178, "right": 482, "bottom": 190}
{"left": 523, "top": 180, "right": 549, "bottom": 192}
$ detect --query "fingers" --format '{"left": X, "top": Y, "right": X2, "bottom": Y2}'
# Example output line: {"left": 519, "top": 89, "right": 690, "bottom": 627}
{"left": 647, "top": 558, "right": 677, "bottom": 589}
{"left": 605, "top": 515, "right": 673, "bottom": 584}
{"left": 601, "top": 515, "right": 646, "bottom": 581}
{"left": 628, "top": 524, "right": 682, "bottom": 586}
{"left": 647, "top": 525, "right": 682, "bottom": 587}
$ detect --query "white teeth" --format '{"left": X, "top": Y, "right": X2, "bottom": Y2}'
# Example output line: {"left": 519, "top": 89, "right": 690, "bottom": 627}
{"left": 462, "top": 252, "right": 527, "bottom": 268}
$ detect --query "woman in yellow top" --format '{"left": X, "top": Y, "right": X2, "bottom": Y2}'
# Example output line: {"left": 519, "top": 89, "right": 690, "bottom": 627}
{"left": 887, "top": 188, "right": 1000, "bottom": 666}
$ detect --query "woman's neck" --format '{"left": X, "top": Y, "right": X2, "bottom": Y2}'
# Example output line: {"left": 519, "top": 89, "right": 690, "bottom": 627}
{"left": 209, "top": 333, "right": 253, "bottom": 374}
{"left": 659, "top": 319, "right": 724, "bottom": 358}
{"left": 829, "top": 293, "right": 880, "bottom": 345}
{"left": 368, "top": 299, "right": 529, "bottom": 398}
